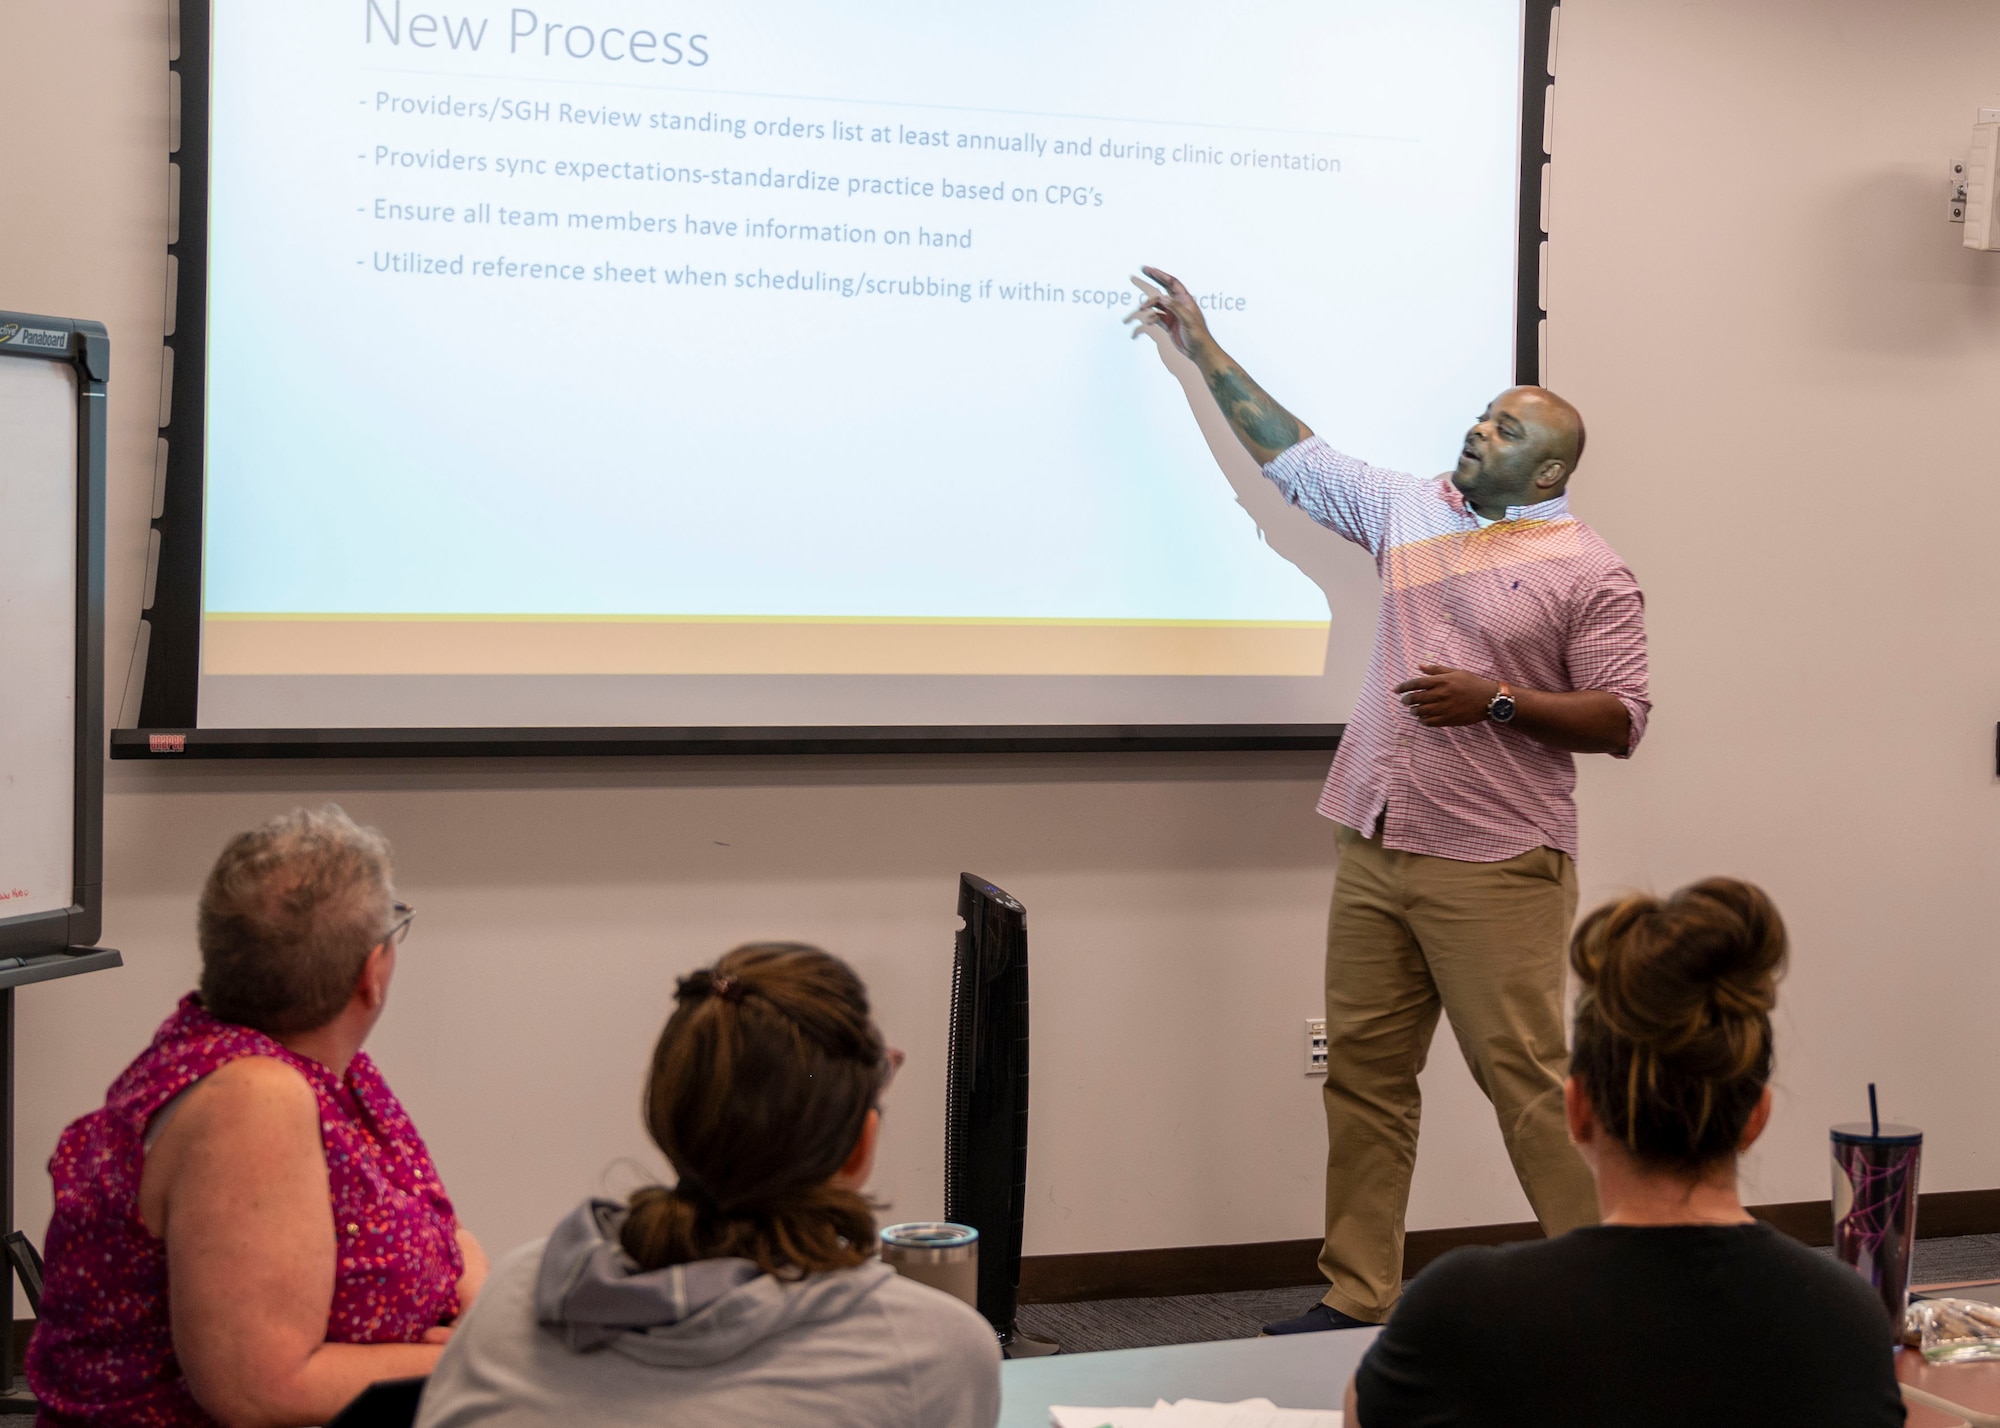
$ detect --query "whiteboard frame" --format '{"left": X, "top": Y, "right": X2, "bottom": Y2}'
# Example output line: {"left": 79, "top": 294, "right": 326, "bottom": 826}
{"left": 0, "top": 314, "right": 107, "bottom": 955}
{"left": 131, "top": 0, "right": 1558, "bottom": 757}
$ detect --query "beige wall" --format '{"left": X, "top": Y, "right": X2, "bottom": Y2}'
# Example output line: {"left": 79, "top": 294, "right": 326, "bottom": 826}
{"left": 1551, "top": 0, "right": 2000, "bottom": 1206}
{"left": 6, "top": 0, "right": 1999, "bottom": 1264}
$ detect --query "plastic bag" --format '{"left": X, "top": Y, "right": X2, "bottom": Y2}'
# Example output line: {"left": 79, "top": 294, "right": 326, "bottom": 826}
{"left": 1906, "top": 1297, "right": 2000, "bottom": 1362}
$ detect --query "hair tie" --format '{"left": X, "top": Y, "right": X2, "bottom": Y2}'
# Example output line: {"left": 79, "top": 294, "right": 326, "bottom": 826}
{"left": 671, "top": 1173, "right": 721, "bottom": 1209}
{"left": 675, "top": 967, "right": 748, "bottom": 1005}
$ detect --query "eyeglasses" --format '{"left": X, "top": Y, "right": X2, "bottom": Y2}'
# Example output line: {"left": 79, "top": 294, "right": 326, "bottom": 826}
{"left": 880, "top": 1046, "right": 906, "bottom": 1094}
{"left": 382, "top": 901, "right": 416, "bottom": 947}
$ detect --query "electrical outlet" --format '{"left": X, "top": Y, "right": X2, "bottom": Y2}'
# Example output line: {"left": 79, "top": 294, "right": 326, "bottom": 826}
{"left": 1305, "top": 1017, "right": 1328, "bottom": 1076}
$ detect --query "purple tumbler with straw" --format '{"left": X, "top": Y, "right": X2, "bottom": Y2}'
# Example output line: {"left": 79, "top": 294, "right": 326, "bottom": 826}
{"left": 1832, "top": 1084, "right": 1921, "bottom": 1333}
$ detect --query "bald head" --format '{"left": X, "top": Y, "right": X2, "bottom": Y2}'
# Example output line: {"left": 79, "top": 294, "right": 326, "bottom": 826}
{"left": 1511, "top": 385, "right": 1585, "bottom": 474}
{"left": 1452, "top": 386, "right": 1588, "bottom": 518}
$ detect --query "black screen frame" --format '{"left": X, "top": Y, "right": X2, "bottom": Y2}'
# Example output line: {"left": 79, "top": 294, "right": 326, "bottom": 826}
{"left": 126, "top": 0, "right": 1556, "bottom": 761}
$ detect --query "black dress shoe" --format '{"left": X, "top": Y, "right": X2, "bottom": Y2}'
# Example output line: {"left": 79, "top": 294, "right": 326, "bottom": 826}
{"left": 1260, "top": 1302, "right": 1377, "bottom": 1336}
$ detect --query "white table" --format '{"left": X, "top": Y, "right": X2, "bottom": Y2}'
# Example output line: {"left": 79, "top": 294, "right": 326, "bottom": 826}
{"left": 998, "top": 1329, "right": 1382, "bottom": 1428}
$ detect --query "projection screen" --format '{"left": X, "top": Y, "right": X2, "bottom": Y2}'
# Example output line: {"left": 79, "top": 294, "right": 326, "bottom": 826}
{"left": 135, "top": 0, "right": 1549, "bottom": 748}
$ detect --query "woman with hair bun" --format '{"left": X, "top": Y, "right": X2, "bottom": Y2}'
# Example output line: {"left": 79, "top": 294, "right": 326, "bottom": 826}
{"left": 416, "top": 943, "right": 1001, "bottom": 1428}
{"left": 1344, "top": 878, "right": 1906, "bottom": 1428}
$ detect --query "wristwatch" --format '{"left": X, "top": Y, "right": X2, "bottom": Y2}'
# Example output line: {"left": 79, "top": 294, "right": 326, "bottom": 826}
{"left": 1487, "top": 682, "right": 1517, "bottom": 724}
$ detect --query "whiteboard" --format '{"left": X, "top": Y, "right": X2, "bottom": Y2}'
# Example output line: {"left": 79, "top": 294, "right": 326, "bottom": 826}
{"left": 0, "top": 356, "right": 77, "bottom": 920}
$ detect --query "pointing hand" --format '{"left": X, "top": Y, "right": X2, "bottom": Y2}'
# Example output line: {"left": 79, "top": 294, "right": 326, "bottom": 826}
{"left": 1124, "top": 266, "right": 1213, "bottom": 359}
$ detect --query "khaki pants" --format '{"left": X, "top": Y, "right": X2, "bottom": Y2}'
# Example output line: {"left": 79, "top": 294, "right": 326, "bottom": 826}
{"left": 1318, "top": 823, "right": 1599, "bottom": 1322}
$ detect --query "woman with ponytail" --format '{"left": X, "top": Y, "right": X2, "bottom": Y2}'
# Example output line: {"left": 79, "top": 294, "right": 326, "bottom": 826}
{"left": 416, "top": 944, "right": 1001, "bottom": 1428}
{"left": 1344, "top": 879, "right": 1906, "bottom": 1428}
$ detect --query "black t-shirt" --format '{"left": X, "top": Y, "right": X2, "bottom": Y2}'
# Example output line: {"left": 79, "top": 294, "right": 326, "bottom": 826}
{"left": 1354, "top": 1222, "right": 1905, "bottom": 1428}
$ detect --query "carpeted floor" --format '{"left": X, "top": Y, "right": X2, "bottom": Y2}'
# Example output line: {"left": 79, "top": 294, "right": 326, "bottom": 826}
{"left": 1900, "top": 1232, "right": 2000, "bottom": 1286}
{"left": 1016, "top": 1283, "right": 1329, "bottom": 1355}
{"left": 1012, "top": 1232, "right": 2000, "bottom": 1354}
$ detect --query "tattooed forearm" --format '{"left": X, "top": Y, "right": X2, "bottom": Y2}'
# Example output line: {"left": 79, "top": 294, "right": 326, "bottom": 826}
{"left": 1203, "top": 357, "right": 1307, "bottom": 464}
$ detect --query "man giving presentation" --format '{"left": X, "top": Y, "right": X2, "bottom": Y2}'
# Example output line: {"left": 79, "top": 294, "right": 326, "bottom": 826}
{"left": 1128, "top": 268, "right": 1651, "bottom": 1334}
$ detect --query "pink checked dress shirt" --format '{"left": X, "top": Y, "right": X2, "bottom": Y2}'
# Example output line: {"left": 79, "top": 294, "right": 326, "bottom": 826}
{"left": 1263, "top": 437, "right": 1651, "bottom": 863}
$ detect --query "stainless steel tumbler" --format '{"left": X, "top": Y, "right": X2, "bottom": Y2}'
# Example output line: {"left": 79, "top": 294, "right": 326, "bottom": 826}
{"left": 879, "top": 1222, "right": 979, "bottom": 1309}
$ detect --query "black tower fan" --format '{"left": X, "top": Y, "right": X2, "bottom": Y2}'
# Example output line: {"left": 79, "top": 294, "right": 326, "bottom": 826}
{"left": 944, "top": 873, "right": 1057, "bottom": 1356}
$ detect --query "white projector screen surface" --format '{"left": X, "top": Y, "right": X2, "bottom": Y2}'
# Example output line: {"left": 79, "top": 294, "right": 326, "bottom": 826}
{"left": 0, "top": 358, "right": 78, "bottom": 914}
{"left": 196, "top": 0, "right": 1525, "bottom": 729}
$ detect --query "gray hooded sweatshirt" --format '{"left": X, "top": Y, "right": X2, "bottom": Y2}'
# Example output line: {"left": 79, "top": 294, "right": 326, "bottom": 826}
{"left": 414, "top": 1200, "right": 1001, "bottom": 1428}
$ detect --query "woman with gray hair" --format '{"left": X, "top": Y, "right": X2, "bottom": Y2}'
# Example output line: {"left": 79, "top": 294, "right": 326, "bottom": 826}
{"left": 28, "top": 806, "right": 487, "bottom": 1428}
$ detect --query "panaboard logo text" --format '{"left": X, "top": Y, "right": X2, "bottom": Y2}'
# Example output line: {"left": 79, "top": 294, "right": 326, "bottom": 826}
{"left": 0, "top": 323, "right": 66, "bottom": 351}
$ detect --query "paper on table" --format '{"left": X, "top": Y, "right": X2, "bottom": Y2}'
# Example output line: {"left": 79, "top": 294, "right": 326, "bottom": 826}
{"left": 1165, "top": 1400, "right": 1340, "bottom": 1428}
{"left": 1049, "top": 1402, "right": 1172, "bottom": 1428}
{"left": 1050, "top": 1398, "right": 1342, "bottom": 1428}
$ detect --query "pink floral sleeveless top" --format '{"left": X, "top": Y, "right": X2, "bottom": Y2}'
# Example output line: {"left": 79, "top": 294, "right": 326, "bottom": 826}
{"left": 28, "top": 994, "right": 463, "bottom": 1427}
